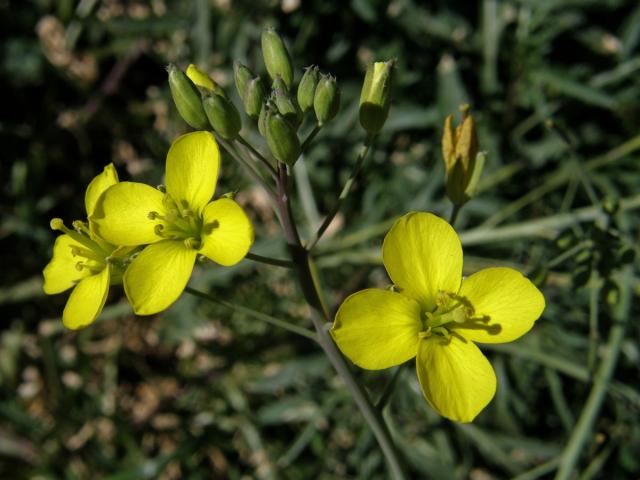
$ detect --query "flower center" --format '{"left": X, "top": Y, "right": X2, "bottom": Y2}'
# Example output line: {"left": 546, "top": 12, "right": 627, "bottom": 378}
{"left": 418, "top": 291, "right": 489, "bottom": 340}
{"left": 50, "top": 218, "right": 125, "bottom": 279}
{"left": 148, "top": 194, "right": 217, "bottom": 250}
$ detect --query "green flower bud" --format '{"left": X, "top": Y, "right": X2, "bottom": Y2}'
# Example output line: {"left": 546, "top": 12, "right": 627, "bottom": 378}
{"left": 261, "top": 27, "right": 294, "bottom": 89}
{"left": 266, "top": 110, "right": 301, "bottom": 166}
{"left": 272, "top": 75, "right": 302, "bottom": 128}
{"left": 233, "top": 61, "right": 254, "bottom": 102}
{"left": 243, "top": 76, "right": 266, "bottom": 119}
{"left": 313, "top": 74, "right": 340, "bottom": 126}
{"left": 258, "top": 101, "right": 271, "bottom": 137}
{"left": 359, "top": 59, "right": 394, "bottom": 134}
{"left": 297, "top": 66, "right": 319, "bottom": 113}
{"left": 168, "top": 64, "right": 209, "bottom": 130}
{"left": 202, "top": 93, "right": 242, "bottom": 140}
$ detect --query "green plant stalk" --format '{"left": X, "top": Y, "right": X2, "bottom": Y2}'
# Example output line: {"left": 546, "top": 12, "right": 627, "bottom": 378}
{"left": 481, "top": 133, "right": 640, "bottom": 228}
{"left": 217, "top": 136, "right": 276, "bottom": 198}
{"left": 300, "top": 124, "right": 322, "bottom": 153}
{"left": 245, "top": 252, "right": 294, "bottom": 268}
{"left": 587, "top": 272, "right": 601, "bottom": 374}
{"left": 274, "top": 163, "right": 407, "bottom": 480}
{"left": 306, "top": 135, "right": 374, "bottom": 250}
{"left": 554, "top": 267, "right": 632, "bottom": 480}
{"left": 449, "top": 203, "right": 462, "bottom": 226}
{"left": 237, "top": 135, "right": 278, "bottom": 178}
{"left": 184, "top": 287, "right": 317, "bottom": 341}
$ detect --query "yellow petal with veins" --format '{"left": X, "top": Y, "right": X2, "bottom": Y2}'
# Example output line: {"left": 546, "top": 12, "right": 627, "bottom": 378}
{"left": 383, "top": 212, "right": 462, "bottom": 312}
{"left": 62, "top": 265, "right": 110, "bottom": 330}
{"left": 199, "top": 198, "right": 254, "bottom": 266}
{"left": 332, "top": 289, "right": 422, "bottom": 370}
{"left": 165, "top": 131, "right": 219, "bottom": 212}
{"left": 123, "top": 240, "right": 197, "bottom": 315}
{"left": 416, "top": 334, "right": 496, "bottom": 423}
{"left": 91, "top": 182, "right": 166, "bottom": 246}
{"left": 454, "top": 267, "right": 545, "bottom": 343}
{"left": 85, "top": 163, "right": 119, "bottom": 217}
{"left": 43, "top": 234, "right": 92, "bottom": 294}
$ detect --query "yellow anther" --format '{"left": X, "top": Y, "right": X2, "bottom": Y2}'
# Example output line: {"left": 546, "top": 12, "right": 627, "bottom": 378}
{"left": 183, "top": 237, "right": 201, "bottom": 250}
{"left": 75, "top": 262, "right": 85, "bottom": 271}
{"left": 50, "top": 218, "right": 65, "bottom": 231}
{"left": 202, "top": 220, "right": 219, "bottom": 235}
{"left": 154, "top": 224, "right": 165, "bottom": 236}
{"left": 418, "top": 329, "right": 432, "bottom": 339}
{"left": 72, "top": 220, "right": 88, "bottom": 233}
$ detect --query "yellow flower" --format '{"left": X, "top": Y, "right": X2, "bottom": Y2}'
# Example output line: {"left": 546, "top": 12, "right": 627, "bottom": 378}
{"left": 43, "top": 164, "right": 131, "bottom": 329}
{"left": 331, "top": 212, "right": 545, "bottom": 422}
{"left": 91, "top": 131, "right": 254, "bottom": 315}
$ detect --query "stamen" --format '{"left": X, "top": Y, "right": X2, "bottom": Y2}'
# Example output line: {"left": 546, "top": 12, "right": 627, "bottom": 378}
{"left": 431, "top": 327, "right": 451, "bottom": 339}
{"left": 202, "top": 220, "right": 219, "bottom": 235}
{"left": 148, "top": 211, "right": 160, "bottom": 220}
{"left": 72, "top": 220, "right": 90, "bottom": 235}
{"left": 183, "top": 237, "right": 201, "bottom": 250}
{"left": 418, "top": 329, "right": 431, "bottom": 339}
{"left": 154, "top": 224, "right": 166, "bottom": 237}
{"left": 50, "top": 218, "right": 65, "bottom": 231}
{"left": 436, "top": 291, "right": 449, "bottom": 307}
{"left": 75, "top": 261, "right": 85, "bottom": 271}
{"left": 181, "top": 208, "right": 194, "bottom": 217}
{"left": 165, "top": 210, "right": 178, "bottom": 223}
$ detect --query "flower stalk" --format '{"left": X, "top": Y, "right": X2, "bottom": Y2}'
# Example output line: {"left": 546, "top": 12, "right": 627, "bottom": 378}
{"left": 272, "top": 162, "right": 407, "bottom": 480}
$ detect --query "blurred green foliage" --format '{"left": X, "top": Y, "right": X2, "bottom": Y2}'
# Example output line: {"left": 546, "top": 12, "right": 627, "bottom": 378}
{"left": 1, "top": 0, "right": 640, "bottom": 478}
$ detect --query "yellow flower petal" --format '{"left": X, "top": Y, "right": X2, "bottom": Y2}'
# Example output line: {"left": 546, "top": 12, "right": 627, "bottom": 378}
{"left": 165, "top": 131, "right": 219, "bottom": 212}
{"left": 123, "top": 240, "right": 197, "bottom": 315}
{"left": 84, "top": 163, "right": 119, "bottom": 217}
{"left": 382, "top": 212, "right": 463, "bottom": 311}
{"left": 186, "top": 64, "right": 215, "bottom": 91}
{"left": 454, "top": 267, "right": 545, "bottom": 343}
{"left": 62, "top": 265, "right": 110, "bottom": 330}
{"left": 199, "top": 198, "right": 254, "bottom": 266}
{"left": 43, "top": 234, "right": 92, "bottom": 294}
{"left": 91, "top": 182, "right": 166, "bottom": 246}
{"left": 331, "top": 289, "right": 422, "bottom": 370}
{"left": 416, "top": 334, "right": 496, "bottom": 423}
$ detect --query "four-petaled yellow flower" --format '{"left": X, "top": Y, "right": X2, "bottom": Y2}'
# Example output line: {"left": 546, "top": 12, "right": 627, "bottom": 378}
{"left": 91, "top": 131, "right": 254, "bottom": 315}
{"left": 331, "top": 212, "right": 545, "bottom": 422}
{"left": 43, "top": 164, "right": 133, "bottom": 329}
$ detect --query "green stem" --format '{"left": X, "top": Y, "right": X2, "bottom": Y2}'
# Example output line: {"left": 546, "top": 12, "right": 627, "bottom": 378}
{"left": 376, "top": 365, "right": 403, "bottom": 411}
{"left": 301, "top": 124, "right": 322, "bottom": 153}
{"left": 587, "top": 272, "right": 601, "bottom": 374}
{"left": 184, "top": 287, "right": 317, "bottom": 341}
{"left": 237, "top": 135, "right": 278, "bottom": 178}
{"left": 274, "top": 164, "right": 407, "bottom": 480}
{"left": 449, "top": 203, "right": 462, "bottom": 226}
{"left": 554, "top": 267, "right": 632, "bottom": 480}
{"left": 217, "top": 136, "right": 277, "bottom": 198}
{"left": 246, "top": 252, "right": 294, "bottom": 268}
{"left": 306, "top": 135, "right": 374, "bottom": 251}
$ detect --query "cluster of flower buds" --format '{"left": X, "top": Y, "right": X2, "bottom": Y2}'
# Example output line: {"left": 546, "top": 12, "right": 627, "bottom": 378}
{"left": 441, "top": 105, "right": 485, "bottom": 207}
{"left": 168, "top": 28, "right": 395, "bottom": 167}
